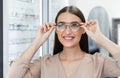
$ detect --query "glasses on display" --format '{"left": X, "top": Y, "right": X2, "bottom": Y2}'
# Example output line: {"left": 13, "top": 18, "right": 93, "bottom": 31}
{"left": 9, "top": 38, "right": 34, "bottom": 44}
{"left": 17, "top": 0, "right": 32, "bottom": 3}
{"left": 56, "top": 22, "right": 83, "bottom": 33}
{"left": 9, "top": 23, "right": 38, "bottom": 31}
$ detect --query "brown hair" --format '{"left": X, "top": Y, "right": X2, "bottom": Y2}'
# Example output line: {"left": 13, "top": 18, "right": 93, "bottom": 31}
{"left": 53, "top": 6, "right": 89, "bottom": 55}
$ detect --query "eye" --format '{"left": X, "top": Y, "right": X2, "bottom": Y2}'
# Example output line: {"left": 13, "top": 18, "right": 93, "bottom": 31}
{"left": 71, "top": 23, "right": 80, "bottom": 28}
{"left": 57, "top": 23, "right": 65, "bottom": 28}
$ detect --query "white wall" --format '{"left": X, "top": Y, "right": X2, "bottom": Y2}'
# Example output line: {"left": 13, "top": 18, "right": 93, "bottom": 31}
{"left": 70, "top": 0, "right": 120, "bottom": 19}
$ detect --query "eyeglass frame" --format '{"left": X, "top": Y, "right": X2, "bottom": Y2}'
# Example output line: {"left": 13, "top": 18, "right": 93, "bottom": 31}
{"left": 55, "top": 22, "right": 83, "bottom": 33}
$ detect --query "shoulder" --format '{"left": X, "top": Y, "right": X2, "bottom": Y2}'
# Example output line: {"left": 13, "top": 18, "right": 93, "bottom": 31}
{"left": 84, "top": 52, "right": 107, "bottom": 63}
{"left": 87, "top": 52, "right": 106, "bottom": 58}
{"left": 92, "top": 52, "right": 106, "bottom": 58}
{"left": 41, "top": 54, "right": 59, "bottom": 63}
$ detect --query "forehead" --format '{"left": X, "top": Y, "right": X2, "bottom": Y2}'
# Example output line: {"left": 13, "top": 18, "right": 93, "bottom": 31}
{"left": 57, "top": 12, "right": 82, "bottom": 23}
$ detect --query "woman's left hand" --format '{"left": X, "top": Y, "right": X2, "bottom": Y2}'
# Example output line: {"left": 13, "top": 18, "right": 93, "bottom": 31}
{"left": 81, "top": 20, "right": 102, "bottom": 40}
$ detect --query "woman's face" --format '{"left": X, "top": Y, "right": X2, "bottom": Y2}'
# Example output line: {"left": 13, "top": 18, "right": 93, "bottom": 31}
{"left": 56, "top": 12, "right": 84, "bottom": 48}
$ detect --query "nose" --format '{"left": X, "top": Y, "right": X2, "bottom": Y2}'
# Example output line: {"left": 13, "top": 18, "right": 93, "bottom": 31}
{"left": 64, "top": 25, "right": 72, "bottom": 34}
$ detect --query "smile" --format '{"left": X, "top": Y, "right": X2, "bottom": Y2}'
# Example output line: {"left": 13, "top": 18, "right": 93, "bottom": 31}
{"left": 63, "top": 36, "right": 75, "bottom": 40}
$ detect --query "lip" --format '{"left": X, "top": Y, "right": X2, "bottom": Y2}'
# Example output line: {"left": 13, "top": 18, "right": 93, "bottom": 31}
{"left": 63, "top": 36, "right": 75, "bottom": 40}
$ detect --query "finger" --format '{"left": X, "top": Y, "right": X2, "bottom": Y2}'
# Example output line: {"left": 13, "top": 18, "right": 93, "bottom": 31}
{"left": 38, "top": 26, "right": 44, "bottom": 32}
{"left": 45, "top": 23, "right": 50, "bottom": 31}
{"left": 45, "top": 23, "right": 55, "bottom": 30}
{"left": 91, "top": 20, "right": 96, "bottom": 25}
{"left": 48, "top": 22, "right": 56, "bottom": 28}
{"left": 80, "top": 24, "right": 88, "bottom": 32}
{"left": 84, "top": 22, "right": 90, "bottom": 29}
{"left": 39, "top": 25, "right": 43, "bottom": 30}
{"left": 84, "top": 21, "right": 95, "bottom": 30}
{"left": 87, "top": 21, "right": 93, "bottom": 26}
{"left": 48, "top": 23, "right": 56, "bottom": 32}
{"left": 46, "top": 23, "right": 54, "bottom": 29}
{"left": 43, "top": 23, "right": 48, "bottom": 32}
{"left": 89, "top": 20, "right": 97, "bottom": 25}
{"left": 43, "top": 23, "right": 55, "bottom": 33}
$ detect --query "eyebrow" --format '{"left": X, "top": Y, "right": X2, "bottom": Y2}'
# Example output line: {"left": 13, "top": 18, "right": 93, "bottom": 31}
{"left": 57, "top": 21, "right": 81, "bottom": 24}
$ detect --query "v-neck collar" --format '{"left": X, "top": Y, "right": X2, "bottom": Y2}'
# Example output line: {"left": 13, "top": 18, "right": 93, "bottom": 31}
{"left": 56, "top": 53, "right": 88, "bottom": 78}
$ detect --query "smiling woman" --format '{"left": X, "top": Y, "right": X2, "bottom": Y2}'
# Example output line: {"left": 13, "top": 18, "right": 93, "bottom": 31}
{"left": 54, "top": 6, "right": 88, "bottom": 55}
{"left": 7, "top": 6, "right": 120, "bottom": 78}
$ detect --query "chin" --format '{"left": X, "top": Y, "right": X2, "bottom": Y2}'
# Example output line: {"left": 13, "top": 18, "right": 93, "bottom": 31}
{"left": 62, "top": 43, "right": 76, "bottom": 48}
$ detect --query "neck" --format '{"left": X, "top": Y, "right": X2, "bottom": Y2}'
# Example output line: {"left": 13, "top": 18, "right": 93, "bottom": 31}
{"left": 60, "top": 45, "right": 85, "bottom": 61}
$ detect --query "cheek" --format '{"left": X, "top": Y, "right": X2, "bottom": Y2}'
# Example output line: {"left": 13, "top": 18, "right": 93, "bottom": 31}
{"left": 75, "top": 33, "right": 82, "bottom": 41}
{"left": 56, "top": 33, "right": 65, "bottom": 45}
{"left": 74, "top": 31, "right": 83, "bottom": 41}
{"left": 79, "top": 28, "right": 85, "bottom": 34}
{"left": 75, "top": 29, "right": 83, "bottom": 36}
{"left": 56, "top": 29, "right": 83, "bottom": 43}
{"left": 57, "top": 33, "right": 62, "bottom": 41}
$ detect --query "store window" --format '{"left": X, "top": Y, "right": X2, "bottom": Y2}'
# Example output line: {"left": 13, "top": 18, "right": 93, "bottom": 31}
{"left": 8, "top": 0, "right": 42, "bottom": 63}
{"left": 4, "top": 0, "right": 42, "bottom": 77}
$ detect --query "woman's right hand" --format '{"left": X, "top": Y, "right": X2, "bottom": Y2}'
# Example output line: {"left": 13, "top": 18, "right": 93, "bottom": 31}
{"left": 35, "top": 23, "right": 56, "bottom": 44}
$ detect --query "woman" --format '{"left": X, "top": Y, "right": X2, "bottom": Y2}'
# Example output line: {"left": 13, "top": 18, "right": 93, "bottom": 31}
{"left": 7, "top": 6, "right": 120, "bottom": 78}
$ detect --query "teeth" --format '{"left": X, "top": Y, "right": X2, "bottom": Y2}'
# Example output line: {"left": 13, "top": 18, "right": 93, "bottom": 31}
{"left": 64, "top": 36, "right": 73, "bottom": 40}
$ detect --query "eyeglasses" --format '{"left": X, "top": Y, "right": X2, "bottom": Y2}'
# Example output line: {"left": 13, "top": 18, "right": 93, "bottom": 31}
{"left": 56, "top": 22, "right": 82, "bottom": 33}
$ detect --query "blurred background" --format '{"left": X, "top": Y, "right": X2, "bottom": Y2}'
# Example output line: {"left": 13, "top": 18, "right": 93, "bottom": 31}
{"left": 1, "top": 0, "right": 120, "bottom": 78}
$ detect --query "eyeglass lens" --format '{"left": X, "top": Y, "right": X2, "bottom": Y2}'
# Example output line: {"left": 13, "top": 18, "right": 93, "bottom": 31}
{"left": 56, "top": 22, "right": 82, "bottom": 32}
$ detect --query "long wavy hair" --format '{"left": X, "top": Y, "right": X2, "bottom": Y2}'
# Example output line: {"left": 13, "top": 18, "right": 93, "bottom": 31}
{"left": 53, "top": 6, "right": 89, "bottom": 55}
